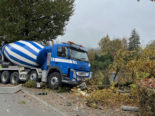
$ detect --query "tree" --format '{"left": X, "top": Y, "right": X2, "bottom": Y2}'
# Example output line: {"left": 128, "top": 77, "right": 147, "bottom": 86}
{"left": 87, "top": 49, "right": 98, "bottom": 62}
{"left": 99, "top": 35, "right": 123, "bottom": 57}
{"left": 121, "top": 38, "right": 128, "bottom": 50}
{"left": 110, "top": 49, "right": 132, "bottom": 80}
{"left": 92, "top": 54, "right": 113, "bottom": 71}
{"left": 128, "top": 29, "right": 140, "bottom": 51}
{"left": 127, "top": 47, "right": 155, "bottom": 80}
{"left": 0, "top": 0, "right": 74, "bottom": 43}
{"left": 147, "top": 40, "right": 155, "bottom": 49}
{"left": 87, "top": 48, "right": 113, "bottom": 71}
{"left": 98, "top": 35, "right": 110, "bottom": 50}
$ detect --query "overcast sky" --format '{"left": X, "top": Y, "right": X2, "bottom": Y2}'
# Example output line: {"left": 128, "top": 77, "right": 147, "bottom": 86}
{"left": 57, "top": 0, "right": 155, "bottom": 48}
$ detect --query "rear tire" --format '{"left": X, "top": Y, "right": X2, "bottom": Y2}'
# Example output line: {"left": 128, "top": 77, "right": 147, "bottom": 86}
{"left": 10, "top": 72, "right": 20, "bottom": 84}
{"left": 47, "top": 72, "right": 62, "bottom": 89}
{"left": 1, "top": 71, "right": 10, "bottom": 84}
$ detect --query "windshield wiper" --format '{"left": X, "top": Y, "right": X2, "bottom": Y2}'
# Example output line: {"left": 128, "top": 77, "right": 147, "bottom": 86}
{"left": 71, "top": 57, "right": 88, "bottom": 62}
{"left": 79, "top": 58, "right": 89, "bottom": 62}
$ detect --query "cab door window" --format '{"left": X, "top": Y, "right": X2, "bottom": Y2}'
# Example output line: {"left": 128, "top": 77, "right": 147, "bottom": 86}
{"left": 57, "top": 47, "right": 68, "bottom": 58}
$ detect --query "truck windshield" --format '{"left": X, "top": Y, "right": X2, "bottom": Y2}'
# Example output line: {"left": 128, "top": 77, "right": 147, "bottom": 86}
{"left": 70, "top": 48, "right": 89, "bottom": 62}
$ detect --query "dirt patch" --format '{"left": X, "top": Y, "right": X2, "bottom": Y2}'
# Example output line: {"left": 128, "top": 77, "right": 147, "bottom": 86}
{"left": 23, "top": 87, "right": 139, "bottom": 116}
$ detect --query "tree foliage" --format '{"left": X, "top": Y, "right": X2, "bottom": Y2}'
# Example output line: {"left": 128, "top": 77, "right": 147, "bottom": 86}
{"left": 0, "top": 0, "right": 74, "bottom": 43}
{"left": 121, "top": 38, "right": 128, "bottom": 50}
{"left": 110, "top": 45, "right": 155, "bottom": 83}
{"left": 128, "top": 29, "right": 140, "bottom": 51}
{"left": 87, "top": 49, "right": 97, "bottom": 62}
{"left": 90, "top": 36, "right": 128, "bottom": 72}
{"left": 92, "top": 54, "right": 113, "bottom": 71}
{"left": 87, "top": 48, "right": 113, "bottom": 71}
{"left": 88, "top": 29, "right": 155, "bottom": 87}
{"left": 147, "top": 40, "right": 155, "bottom": 49}
{"left": 99, "top": 35, "right": 123, "bottom": 57}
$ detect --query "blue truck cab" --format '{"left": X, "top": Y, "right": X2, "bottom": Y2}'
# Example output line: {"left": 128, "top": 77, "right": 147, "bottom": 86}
{"left": 42, "top": 41, "right": 92, "bottom": 89}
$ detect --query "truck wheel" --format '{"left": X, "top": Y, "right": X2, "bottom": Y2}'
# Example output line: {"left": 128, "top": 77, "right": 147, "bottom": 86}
{"left": 29, "top": 70, "right": 38, "bottom": 81}
{"left": 1, "top": 71, "right": 10, "bottom": 84}
{"left": 10, "top": 72, "right": 20, "bottom": 84}
{"left": 47, "top": 72, "right": 62, "bottom": 89}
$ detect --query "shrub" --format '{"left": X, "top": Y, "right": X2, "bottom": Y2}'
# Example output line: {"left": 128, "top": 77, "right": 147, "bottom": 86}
{"left": 56, "top": 87, "right": 71, "bottom": 93}
{"left": 23, "top": 80, "right": 37, "bottom": 88}
{"left": 87, "top": 71, "right": 105, "bottom": 86}
{"left": 86, "top": 85, "right": 138, "bottom": 108}
{"left": 138, "top": 78, "right": 155, "bottom": 116}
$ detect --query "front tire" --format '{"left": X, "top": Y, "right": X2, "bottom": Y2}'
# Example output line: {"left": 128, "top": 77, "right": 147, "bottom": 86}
{"left": 1, "top": 71, "right": 10, "bottom": 84}
{"left": 10, "top": 72, "right": 20, "bottom": 84}
{"left": 47, "top": 72, "right": 62, "bottom": 89}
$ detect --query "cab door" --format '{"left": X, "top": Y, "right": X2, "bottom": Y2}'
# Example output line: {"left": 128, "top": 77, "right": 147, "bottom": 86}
{"left": 54, "top": 46, "right": 70, "bottom": 74}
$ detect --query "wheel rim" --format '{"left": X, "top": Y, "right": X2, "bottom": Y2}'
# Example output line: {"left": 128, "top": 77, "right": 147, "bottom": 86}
{"left": 11, "top": 74, "right": 17, "bottom": 84}
{"left": 2, "top": 74, "right": 7, "bottom": 82}
{"left": 51, "top": 76, "right": 58, "bottom": 85}
{"left": 11, "top": 77, "right": 16, "bottom": 84}
{"left": 30, "top": 73, "right": 37, "bottom": 80}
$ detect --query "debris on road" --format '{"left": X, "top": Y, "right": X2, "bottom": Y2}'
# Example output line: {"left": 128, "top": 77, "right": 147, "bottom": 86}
{"left": 122, "top": 105, "right": 139, "bottom": 112}
{"left": 78, "top": 82, "right": 87, "bottom": 90}
{"left": 76, "top": 88, "right": 89, "bottom": 97}
{"left": 36, "top": 92, "right": 48, "bottom": 95}
{"left": 66, "top": 102, "right": 72, "bottom": 107}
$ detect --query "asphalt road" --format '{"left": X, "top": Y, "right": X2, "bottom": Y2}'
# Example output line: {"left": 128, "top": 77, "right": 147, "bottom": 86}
{"left": 0, "top": 92, "right": 60, "bottom": 116}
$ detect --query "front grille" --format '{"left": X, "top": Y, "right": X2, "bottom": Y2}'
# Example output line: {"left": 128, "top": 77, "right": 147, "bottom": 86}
{"left": 76, "top": 72, "right": 89, "bottom": 76}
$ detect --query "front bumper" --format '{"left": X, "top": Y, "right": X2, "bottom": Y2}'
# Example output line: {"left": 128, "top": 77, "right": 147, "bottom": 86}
{"left": 62, "top": 69, "right": 92, "bottom": 85}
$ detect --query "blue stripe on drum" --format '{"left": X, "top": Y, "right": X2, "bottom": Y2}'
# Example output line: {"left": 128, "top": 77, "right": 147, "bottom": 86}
{"left": 30, "top": 41, "right": 44, "bottom": 50}
{"left": 4, "top": 49, "right": 37, "bottom": 68}
{"left": 4, "top": 51, "right": 34, "bottom": 68}
{"left": 7, "top": 44, "right": 37, "bottom": 63}
{"left": 19, "top": 40, "right": 40, "bottom": 53}
{"left": 14, "top": 41, "right": 38, "bottom": 56}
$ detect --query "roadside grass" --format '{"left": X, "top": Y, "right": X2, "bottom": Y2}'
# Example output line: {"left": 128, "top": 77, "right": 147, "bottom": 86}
{"left": 12, "top": 82, "right": 18, "bottom": 86}
{"left": 18, "top": 100, "right": 26, "bottom": 104}
{"left": 23, "top": 80, "right": 73, "bottom": 94}
{"left": 56, "top": 84, "right": 74, "bottom": 93}
{"left": 23, "top": 80, "right": 37, "bottom": 88}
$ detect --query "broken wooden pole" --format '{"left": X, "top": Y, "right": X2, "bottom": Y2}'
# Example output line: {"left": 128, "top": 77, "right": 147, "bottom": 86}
{"left": 122, "top": 105, "right": 139, "bottom": 112}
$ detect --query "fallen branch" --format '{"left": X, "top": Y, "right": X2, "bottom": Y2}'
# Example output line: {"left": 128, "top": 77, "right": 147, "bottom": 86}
{"left": 118, "top": 89, "right": 131, "bottom": 93}
{"left": 122, "top": 105, "right": 139, "bottom": 112}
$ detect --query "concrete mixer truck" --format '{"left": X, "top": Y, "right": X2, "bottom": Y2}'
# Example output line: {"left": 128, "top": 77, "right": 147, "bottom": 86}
{"left": 0, "top": 40, "right": 92, "bottom": 89}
